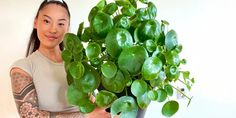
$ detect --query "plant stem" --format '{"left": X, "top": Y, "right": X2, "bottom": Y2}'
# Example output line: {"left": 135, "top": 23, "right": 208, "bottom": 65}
{"left": 170, "top": 84, "right": 191, "bottom": 100}
{"left": 178, "top": 79, "right": 188, "bottom": 86}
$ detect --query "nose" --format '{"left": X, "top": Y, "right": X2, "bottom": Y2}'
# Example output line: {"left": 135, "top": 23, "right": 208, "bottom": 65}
{"left": 49, "top": 23, "right": 57, "bottom": 34}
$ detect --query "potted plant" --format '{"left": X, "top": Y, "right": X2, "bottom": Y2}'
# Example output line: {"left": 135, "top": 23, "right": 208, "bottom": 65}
{"left": 62, "top": 0, "right": 194, "bottom": 117}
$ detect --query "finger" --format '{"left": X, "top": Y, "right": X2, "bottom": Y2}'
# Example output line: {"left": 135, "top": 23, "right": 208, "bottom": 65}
{"left": 89, "top": 94, "right": 96, "bottom": 103}
{"left": 94, "top": 106, "right": 107, "bottom": 112}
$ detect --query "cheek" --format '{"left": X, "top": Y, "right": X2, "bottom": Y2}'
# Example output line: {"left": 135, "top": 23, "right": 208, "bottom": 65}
{"left": 37, "top": 24, "right": 49, "bottom": 35}
{"left": 58, "top": 27, "right": 69, "bottom": 37}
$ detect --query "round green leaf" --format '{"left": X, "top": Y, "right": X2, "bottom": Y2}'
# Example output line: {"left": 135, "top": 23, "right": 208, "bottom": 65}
{"left": 96, "top": 0, "right": 106, "bottom": 10}
{"left": 119, "top": 110, "right": 138, "bottom": 118}
{"left": 144, "top": 39, "right": 156, "bottom": 52}
{"left": 105, "top": 28, "right": 133, "bottom": 58}
{"left": 147, "top": 2, "right": 157, "bottom": 19}
{"left": 135, "top": 2, "right": 157, "bottom": 20}
{"left": 78, "top": 63, "right": 101, "bottom": 93}
{"left": 182, "top": 71, "right": 190, "bottom": 79}
{"left": 166, "top": 65, "right": 180, "bottom": 81}
{"left": 79, "top": 100, "right": 96, "bottom": 113}
{"left": 166, "top": 51, "right": 180, "bottom": 66}
{"left": 85, "top": 42, "right": 101, "bottom": 59}
{"left": 136, "top": 8, "right": 149, "bottom": 21}
{"left": 73, "top": 52, "right": 83, "bottom": 62}
{"left": 181, "top": 58, "right": 187, "bottom": 65}
{"left": 134, "top": 19, "right": 161, "bottom": 42}
{"left": 67, "top": 84, "right": 88, "bottom": 106}
{"left": 115, "top": 0, "right": 131, "bottom": 6}
{"left": 69, "top": 62, "right": 84, "bottom": 79}
{"left": 101, "top": 61, "right": 117, "bottom": 79}
{"left": 121, "top": 5, "right": 136, "bottom": 16}
{"left": 111, "top": 96, "right": 138, "bottom": 118}
{"left": 147, "top": 90, "right": 158, "bottom": 101}
{"left": 157, "top": 89, "right": 167, "bottom": 102}
{"left": 118, "top": 46, "right": 148, "bottom": 75}
{"left": 72, "top": 42, "right": 84, "bottom": 62}
{"left": 162, "top": 101, "right": 179, "bottom": 117}
{"left": 122, "top": 70, "right": 132, "bottom": 86}
{"left": 150, "top": 71, "right": 166, "bottom": 87}
{"left": 150, "top": 78, "right": 162, "bottom": 88}
{"left": 165, "top": 30, "right": 178, "bottom": 51}
{"left": 173, "top": 44, "right": 183, "bottom": 53}
{"left": 131, "top": 79, "right": 148, "bottom": 97}
{"left": 101, "top": 70, "right": 126, "bottom": 93}
{"left": 91, "top": 12, "right": 113, "bottom": 37}
{"left": 103, "top": 3, "right": 118, "bottom": 15}
{"left": 96, "top": 90, "right": 118, "bottom": 107}
{"left": 113, "top": 15, "right": 130, "bottom": 29}
{"left": 142, "top": 57, "right": 163, "bottom": 80}
{"left": 137, "top": 92, "right": 151, "bottom": 109}
{"left": 165, "top": 84, "right": 173, "bottom": 96}
{"left": 64, "top": 33, "right": 80, "bottom": 50}
{"left": 73, "top": 42, "right": 83, "bottom": 54}
{"left": 88, "top": 7, "right": 99, "bottom": 22}
{"left": 61, "top": 49, "right": 72, "bottom": 62}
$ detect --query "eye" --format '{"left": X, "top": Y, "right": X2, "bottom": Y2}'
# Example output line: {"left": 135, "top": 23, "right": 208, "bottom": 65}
{"left": 58, "top": 23, "right": 65, "bottom": 26}
{"left": 43, "top": 19, "right": 50, "bottom": 24}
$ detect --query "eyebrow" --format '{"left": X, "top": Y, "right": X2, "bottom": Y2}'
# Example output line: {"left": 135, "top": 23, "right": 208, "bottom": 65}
{"left": 43, "top": 15, "right": 67, "bottom": 21}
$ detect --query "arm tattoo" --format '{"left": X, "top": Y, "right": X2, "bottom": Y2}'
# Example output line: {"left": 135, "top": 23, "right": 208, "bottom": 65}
{"left": 11, "top": 68, "right": 85, "bottom": 118}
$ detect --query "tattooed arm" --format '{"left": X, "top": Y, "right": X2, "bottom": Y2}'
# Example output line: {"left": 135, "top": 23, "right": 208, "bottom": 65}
{"left": 10, "top": 68, "right": 85, "bottom": 118}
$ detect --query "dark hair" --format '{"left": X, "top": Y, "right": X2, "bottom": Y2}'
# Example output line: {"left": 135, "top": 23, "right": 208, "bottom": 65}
{"left": 26, "top": 0, "right": 70, "bottom": 57}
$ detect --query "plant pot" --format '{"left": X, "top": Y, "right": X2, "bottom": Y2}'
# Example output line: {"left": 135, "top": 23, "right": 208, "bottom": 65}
{"left": 137, "top": 108, "right": 147, "bottom": 118}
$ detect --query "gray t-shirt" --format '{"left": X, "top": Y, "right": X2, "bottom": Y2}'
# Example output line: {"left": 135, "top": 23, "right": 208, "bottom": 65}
{"left": 11, "top": 50, "right": 78, "bottom": 112}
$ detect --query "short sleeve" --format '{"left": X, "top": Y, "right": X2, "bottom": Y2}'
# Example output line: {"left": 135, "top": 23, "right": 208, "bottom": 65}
{"left": 10, "top": 58, "right": 33, "bottom": 77}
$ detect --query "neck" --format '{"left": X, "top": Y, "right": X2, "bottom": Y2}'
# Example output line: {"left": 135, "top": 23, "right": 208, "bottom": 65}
{"left": 38, "top": 46, "right": 62, "bottom": 63}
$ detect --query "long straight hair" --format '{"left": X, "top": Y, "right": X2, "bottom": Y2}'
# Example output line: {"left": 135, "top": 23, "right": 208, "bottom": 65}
{"left": 26, "top": 0, "right": 71, "bottom": 57}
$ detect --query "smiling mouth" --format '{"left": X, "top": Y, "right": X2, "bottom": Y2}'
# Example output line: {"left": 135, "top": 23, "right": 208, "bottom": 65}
{"left": 46, "top": 35, "right": 58, "bottom": 41}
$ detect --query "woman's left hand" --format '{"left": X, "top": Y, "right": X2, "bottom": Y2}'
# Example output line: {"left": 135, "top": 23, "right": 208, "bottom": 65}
{"left": 85, "top": 107, "right": 111, "bottom": 118}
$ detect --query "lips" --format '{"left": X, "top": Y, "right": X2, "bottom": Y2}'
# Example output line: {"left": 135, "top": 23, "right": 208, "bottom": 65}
{"left": 46, "top": 35, "right": 58, "bottom": 41}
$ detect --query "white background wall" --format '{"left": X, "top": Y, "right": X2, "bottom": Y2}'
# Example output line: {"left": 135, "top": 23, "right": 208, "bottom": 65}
{"left": 1, "top": 0, "right": 236, "bottom": 118}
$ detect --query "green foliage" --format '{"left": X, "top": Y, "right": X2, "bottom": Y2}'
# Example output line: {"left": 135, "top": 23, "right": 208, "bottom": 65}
{"left": 118, "top": 46, "right": 148, "bottom": 75}
{"left": 62, "top": 0, "right": 195, "bottom": 117}
{"left": 111, "top": 96, "right": 138, "bottom": 118}
{"left": 162, "top": 101, "right": 179, "bottom": 117}
{"left": 105, "top": 28, "right": 133, "bottom": 58}
{"left": 142, "top": 56, "right": 163, "bottom": 80}
{"left": 101, "top": 61, "right": 117, "bottom": 78}
{"left": 96, "top": 90, "right": 118, "bottom": 107}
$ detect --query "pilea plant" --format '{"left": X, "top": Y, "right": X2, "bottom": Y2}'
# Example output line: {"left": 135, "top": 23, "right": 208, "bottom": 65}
{"left": 62, "top": 0, "right": 194, "bottom": 117}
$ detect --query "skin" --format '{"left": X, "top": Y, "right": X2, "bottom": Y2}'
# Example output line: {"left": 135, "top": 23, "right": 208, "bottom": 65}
{"left": 11, "top": 4, "right": 111, "bottom": 118}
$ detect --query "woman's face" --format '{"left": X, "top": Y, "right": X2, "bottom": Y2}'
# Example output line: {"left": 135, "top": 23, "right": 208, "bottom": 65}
{"left": 34, "top": 4, "right": 69, "bottom": 50}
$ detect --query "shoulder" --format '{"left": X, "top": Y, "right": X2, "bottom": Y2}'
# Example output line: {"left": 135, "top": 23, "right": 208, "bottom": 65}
{"left": 10, "top": 52, "right": 37, "bottom": 77}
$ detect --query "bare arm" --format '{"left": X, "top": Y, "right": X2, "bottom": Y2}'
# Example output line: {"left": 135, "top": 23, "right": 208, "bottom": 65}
{"left": 10, "top": 68, "right": 85, "bottom": 118}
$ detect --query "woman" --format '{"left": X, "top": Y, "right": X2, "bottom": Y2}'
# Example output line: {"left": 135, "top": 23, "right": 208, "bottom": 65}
{"left": 10, "top": 0, "right": 110, "bottom": 117}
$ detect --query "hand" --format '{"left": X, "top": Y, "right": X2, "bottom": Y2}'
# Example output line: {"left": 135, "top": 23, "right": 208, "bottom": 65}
{"left": 85, "top": 107, "right": 111, "bottom": 118}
